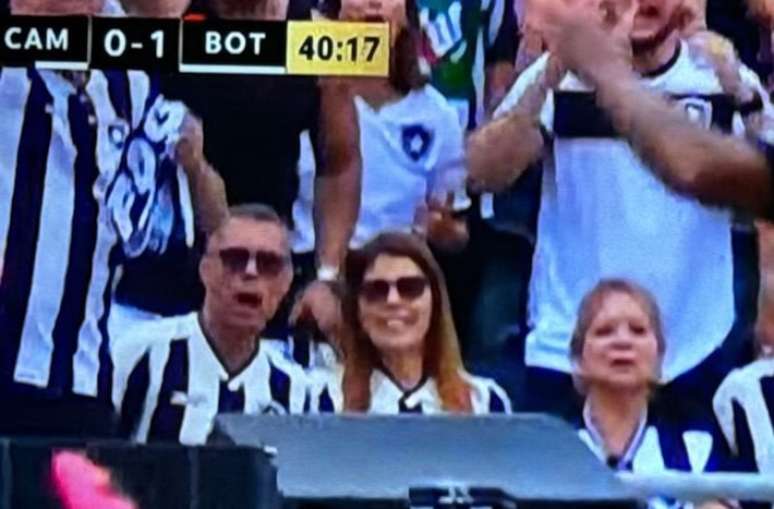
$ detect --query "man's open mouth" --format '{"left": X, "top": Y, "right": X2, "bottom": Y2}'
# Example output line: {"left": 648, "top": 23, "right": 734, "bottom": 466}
{"left": 235, "top": 292, "right": 261, "bottom": 307}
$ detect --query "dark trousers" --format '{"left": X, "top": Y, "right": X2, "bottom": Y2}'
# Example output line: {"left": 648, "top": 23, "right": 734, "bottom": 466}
{"left": 0, "top": 385, "right": 118, "bottom": 439}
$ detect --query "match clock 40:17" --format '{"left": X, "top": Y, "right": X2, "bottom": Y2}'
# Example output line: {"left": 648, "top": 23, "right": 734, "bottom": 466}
{"left": 286, "top": 20, "right": 389, "bottom": 76}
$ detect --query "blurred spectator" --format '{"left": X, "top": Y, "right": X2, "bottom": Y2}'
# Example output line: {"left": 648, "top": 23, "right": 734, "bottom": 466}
{"left": 105, "top": 0, "right": 228, "bottom": 419}
{"left": 414, "top": 0, "right": 517, "bottom": 129}
{"left": 163, "top": 0, "right": 362, "bottom": 344}
{"left": 711, "top": 222, "right": 774, "bottom": 505}
{"left": 290, "top": 0, "right": 469, "bottom": 366}
{"left": 713, "top": 352, "right": 774, "bottom": 506}
{"left": 571, "top": 280, "right": 729, "bottom": 509}
{"left": 314, "top": 232, "right": 511, "bottom": 414}
{"left": 706, "top": 0, "right": 772, "bottom": 83}
{"left": 120, "top": 0, "right": 189, "bottom": 15}
{"left": 292, "top": 0, "right": 470, "bottom": 263}
{"left": 114, "top": 205, "right": 312, "bottom": 444}
{"left": 408, "top": 0, "right": 522, "bottom": 375}
{"left": 0, "top": 0, "right": 225, "bottom": 438}
{"left": 511, "top": 0, "right": 774, "bottom": 220}
{"left": 469, "top": 0, "right": 773, "bottom": 421}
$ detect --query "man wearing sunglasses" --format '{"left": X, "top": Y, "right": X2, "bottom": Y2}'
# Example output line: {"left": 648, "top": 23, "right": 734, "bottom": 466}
{"left": 114, "top": 204, "right": 312, "bottom": 444}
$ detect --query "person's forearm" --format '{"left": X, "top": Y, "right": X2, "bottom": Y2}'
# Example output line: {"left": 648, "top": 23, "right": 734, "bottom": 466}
{"left": 594, "top": 74, "right": 772, "bottom": 214}
{"left": 185, "top": 160, "right": 229, "bottom": 234}
{"left": 467, "top": 110, "right": 544, "bottom": 191}
{"left": 314, "top": 163, "right": 360, "bottom": 270}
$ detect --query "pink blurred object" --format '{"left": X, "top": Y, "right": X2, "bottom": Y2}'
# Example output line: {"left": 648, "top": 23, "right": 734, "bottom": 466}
{"left": 50, "top": 451, "right": 137, "bottom": 509}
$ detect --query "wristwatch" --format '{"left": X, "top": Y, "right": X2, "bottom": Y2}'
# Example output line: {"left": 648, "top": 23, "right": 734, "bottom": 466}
{"left": 316, "top": 264, "right": 340, "bottom": 282}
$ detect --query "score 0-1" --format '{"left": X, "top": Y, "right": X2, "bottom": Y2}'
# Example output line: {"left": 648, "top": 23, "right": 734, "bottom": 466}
{"left": 91, "top": 17, "right": 179, "bottom": 71}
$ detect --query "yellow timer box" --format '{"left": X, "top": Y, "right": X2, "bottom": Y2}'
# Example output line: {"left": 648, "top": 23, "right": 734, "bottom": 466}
{"left": 286, "top": 21, "right": 390, "bottom": 77}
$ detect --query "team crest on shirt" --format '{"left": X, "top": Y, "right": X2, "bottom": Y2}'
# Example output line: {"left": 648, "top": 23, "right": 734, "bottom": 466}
{"left": 677, "top": 98, "right": 712, "bottom": 129}
{"left": 401, "top": 124, "right": 433, "bottom": 162}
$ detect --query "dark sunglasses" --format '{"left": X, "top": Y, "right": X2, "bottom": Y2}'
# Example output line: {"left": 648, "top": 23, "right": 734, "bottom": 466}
{"left": 216, "top": 248, "right": 289, "bottom": 276}
{"left": 360, "top": 276, "right": 429, "bottom": 303}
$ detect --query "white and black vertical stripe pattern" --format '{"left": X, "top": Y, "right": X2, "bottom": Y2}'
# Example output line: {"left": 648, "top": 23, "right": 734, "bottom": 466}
{"left": 0, "top": 68, "right": 169, "bottom": 401}
{"left": 114, "top": 313, "right": 312, "bottom": 445}
{"left": 313, "top": 367, "right": 512, "bottom": 414}
{"left": 578, "top": 403, "right": 726, "bottom": 509}
{"left": 714, "top": 358, "right": 774, "bottom": 476}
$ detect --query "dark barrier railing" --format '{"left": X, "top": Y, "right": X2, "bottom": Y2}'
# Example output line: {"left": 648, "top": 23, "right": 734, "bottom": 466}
{"left": 0, "top": 438, "right": 278, "bottom": 509}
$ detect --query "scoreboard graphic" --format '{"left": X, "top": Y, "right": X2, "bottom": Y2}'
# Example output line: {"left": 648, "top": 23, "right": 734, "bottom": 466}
{"left": 0, "top": 15, "right": 390, "bottom": 76}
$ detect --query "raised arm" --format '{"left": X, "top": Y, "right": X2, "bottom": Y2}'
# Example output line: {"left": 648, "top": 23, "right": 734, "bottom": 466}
{"left": 596, "top": 77, "right": 772, "bottom": 213}
{"left": 289, "top": 78, "right": 362, "bottom": 340}
{"left": 537, "top": 0, "right": 773, "bottom": 216}
{"left": 175, "top": 114, "right": 229, "bottom": 234}
{"left": 466, "top": 55, "right": 559, "bottom": 193}
{"left": 312, "top": 77, "right": 362, "bottom": 274}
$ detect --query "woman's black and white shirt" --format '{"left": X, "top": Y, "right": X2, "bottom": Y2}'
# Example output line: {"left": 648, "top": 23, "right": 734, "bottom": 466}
{"left": 314, "top": 366, "right": 511, "bottom": 414}
{"left": 577, "top": 402, "right": 725, "bottom": 509}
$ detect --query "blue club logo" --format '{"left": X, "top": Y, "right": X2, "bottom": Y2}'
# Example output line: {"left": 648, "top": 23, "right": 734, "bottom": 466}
{"left": 401, "top": 124, "right": 433, "bottom": 162}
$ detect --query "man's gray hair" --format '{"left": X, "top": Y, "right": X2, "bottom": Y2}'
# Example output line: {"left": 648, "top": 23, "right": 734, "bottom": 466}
{"left": 206, "top": 203, "right": 288, "bottom": 250}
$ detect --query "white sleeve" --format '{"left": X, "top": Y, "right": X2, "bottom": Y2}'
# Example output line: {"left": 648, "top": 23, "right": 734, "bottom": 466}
{"left": 465, "top": 374, "right": 512, "bottom": 414}
{"left": 493, "top": 53, "right": 550, "bottom": 115}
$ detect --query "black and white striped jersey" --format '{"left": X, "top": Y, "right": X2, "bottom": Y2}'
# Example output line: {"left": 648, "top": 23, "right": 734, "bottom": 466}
{"left": 0, "top": 67, "right": 188, "bottom": 402}
{"left": 114, "top": 313, "right": 312, "bottom": 444}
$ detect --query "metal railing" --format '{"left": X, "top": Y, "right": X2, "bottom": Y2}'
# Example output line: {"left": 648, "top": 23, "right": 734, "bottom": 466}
{"left": 619, "top": 472, "right": 774, "bottom": 504}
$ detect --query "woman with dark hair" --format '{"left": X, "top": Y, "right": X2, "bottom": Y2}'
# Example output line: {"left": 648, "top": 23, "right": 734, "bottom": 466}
{"left": 314, "top": 232, "right": 510, "bottom": 413}
{"left": 291, "top": 0, "right": 471, "bottom": 270}
{"left": 571, "top": 279, "right": 730, "bottom": 509}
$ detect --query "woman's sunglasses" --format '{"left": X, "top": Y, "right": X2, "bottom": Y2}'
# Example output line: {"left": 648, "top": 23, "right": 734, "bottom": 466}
{"left": 216, "top": 247, "right": 289, "bottom": 277}
{"left": 359, "top": 276, "right": 429, "bottom": 303}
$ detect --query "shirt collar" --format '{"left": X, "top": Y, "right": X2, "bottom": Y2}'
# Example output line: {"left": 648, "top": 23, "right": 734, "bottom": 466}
{"left": 195, "top": 313, "right": 265, "bottom": 384}
{"left": 582, "top": 400, "right": 649, "bottom": 470}
{"left": 371, "top": 369, "right": 434, "bottom": 410}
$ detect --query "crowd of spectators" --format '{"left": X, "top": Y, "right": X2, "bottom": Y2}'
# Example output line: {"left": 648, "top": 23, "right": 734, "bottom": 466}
{"left": 1, "top": 0, "right": 774, "bottom": 507}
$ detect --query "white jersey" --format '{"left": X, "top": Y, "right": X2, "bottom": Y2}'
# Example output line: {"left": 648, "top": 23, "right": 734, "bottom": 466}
{"left": 291, "top": 84, "right": 470, "bottom": 253}
{"left": 496, "top": 42, "right": 772, "bottom": 380}
{"left": 314, "top": 366, "right": 511, "bottom": 414}
{"left": 713, "top": 357, "right": 774, "bottom": 475}
{"left": 113, "top": 313, "right": 311, "bottom": 445}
